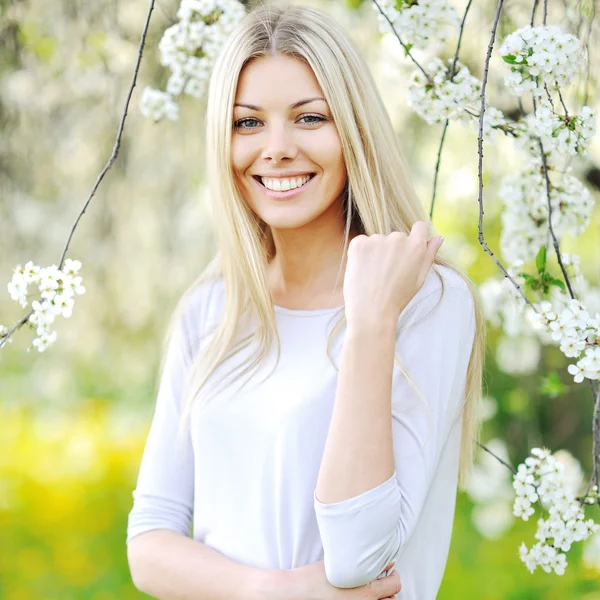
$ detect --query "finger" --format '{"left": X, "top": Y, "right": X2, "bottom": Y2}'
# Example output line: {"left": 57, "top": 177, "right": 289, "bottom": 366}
{"left": 381, "top": 570, "right": 401, "bottom": 597}
{"left": 418, "top": 236, "right": 442, "bottom": 285}
{"left": 409, "top": 220, "right": 429, "bottom": 242}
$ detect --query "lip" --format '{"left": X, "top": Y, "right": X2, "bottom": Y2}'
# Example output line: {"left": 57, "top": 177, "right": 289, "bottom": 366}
{"left": 254, "top": 172, "right": 315, "bottom": 178}
{"left": 251, "top": 173, "right": 317, "bottom": 200}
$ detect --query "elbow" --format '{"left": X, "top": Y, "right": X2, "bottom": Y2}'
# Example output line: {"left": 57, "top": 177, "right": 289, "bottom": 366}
{"left": 324, "top": 560, "right": 389, "bottom": 589}
{"left": 322, "top": 525, "right": 405, "bottom": 589}
{"left": 127, "top": 538, "right": 146, "bottom": 593}
{"left": 323, "top": 550, "right": 401, "bottom": 589}
{"left": 324, "top": 562, "right": 373, "bottom": 589}
{"left": 127, "top": 532, "right": 156, "bottom": 594}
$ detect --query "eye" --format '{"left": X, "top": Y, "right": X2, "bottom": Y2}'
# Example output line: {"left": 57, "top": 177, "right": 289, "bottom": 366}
{"left": 233, "top": 114, "right": 327, "bottom": 130}
{"left": 298, "top": 114, "right": 327, "bottom": 125}
{"left": 233, "top": 117, "right": 260, "bottom": 130}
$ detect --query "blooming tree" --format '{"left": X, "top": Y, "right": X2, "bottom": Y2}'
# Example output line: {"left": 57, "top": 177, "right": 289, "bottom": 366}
{"left": 2, "top": 0, "right": 600, "bottom": 576}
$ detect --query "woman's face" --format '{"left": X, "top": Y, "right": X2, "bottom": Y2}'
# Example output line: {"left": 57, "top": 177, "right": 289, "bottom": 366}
{"left": 231, "top": 54, "right": 348, "bottom": 231}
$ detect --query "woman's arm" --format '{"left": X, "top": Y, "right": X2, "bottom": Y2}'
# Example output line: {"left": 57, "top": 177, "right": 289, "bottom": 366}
{"left": 128, "top": 529, "right": 285, "bottom": 600}
{"left": 313, "top": 274, "right": 476, "bottom": 588}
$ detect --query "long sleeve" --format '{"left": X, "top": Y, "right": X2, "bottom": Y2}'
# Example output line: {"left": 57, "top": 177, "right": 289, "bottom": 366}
{"left": 126, "top": 300, "right": 196, "bottom": 545}
{"left": 313, "top": 276, "right": 476, "bottom": 588}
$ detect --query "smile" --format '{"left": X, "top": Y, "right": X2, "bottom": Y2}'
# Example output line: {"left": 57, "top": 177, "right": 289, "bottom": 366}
{"left": 252, "top": 173, "right": 317, "bottom": 200}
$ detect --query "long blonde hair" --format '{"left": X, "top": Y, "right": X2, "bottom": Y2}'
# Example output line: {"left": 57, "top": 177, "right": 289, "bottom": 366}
{"left": 161, "top": 1, "right": 486, "bottom": 488}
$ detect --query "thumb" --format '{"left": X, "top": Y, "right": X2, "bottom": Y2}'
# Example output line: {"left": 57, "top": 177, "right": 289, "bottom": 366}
{"left": 429, "top": 235, "right": 444, "bottom": 258}
{"left": 419, "top": 236, "right": 443, "bottom": 283}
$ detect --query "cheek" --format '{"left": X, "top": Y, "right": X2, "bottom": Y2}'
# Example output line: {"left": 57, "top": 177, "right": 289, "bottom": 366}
{"left": 314, "top": 131, "right": 344, "bottom": 173}
{"left": 231, "top": 137, "right": 253, "bottom": 176}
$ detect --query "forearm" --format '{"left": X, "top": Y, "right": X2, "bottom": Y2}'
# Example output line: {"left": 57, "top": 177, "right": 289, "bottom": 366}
{"left": 315, "top": 321, "right": 397, "bottom": 504}
{"left": 127, "top": 529, "right": 292, "bottom": 600}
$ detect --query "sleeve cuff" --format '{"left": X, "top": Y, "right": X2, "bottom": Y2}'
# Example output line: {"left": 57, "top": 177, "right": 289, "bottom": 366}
{"left": 313, "top": 471, "right": 398, "bottom": 515}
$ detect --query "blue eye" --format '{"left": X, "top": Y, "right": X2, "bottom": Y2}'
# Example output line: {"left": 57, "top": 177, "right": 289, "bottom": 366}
{"left": 233, "top": 114, "right": 327, "bottom": 130}
{"left": 298, "top": 114, "right": 326, "bottom": 125}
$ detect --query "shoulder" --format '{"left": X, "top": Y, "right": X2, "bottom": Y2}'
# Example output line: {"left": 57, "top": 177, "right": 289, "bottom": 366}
{"left": 399, "top": 265, "right": 474, "bottom": 325}
{"left": 173, "top": 276, "right": 226, "bottom": 353}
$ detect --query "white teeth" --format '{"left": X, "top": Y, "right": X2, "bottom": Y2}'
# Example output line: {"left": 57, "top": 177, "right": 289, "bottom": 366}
{"left": 260, "top": 174, "right": 312, "bottom": 191}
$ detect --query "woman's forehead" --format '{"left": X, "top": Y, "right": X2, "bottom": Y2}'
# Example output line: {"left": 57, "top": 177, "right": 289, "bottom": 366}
{"left": 234, "top": 56, "right": 324, "bottom": 106}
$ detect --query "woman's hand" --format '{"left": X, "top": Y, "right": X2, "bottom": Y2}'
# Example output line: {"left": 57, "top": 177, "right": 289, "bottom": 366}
{"left": 343, "top": 221, "right": 443, "bottom": 329}
{"left": 283, "top": 560, "right": 401, "bottom": 600}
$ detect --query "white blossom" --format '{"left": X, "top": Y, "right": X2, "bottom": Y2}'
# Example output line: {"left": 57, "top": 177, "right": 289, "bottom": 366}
{"left": 513, "top": 448, "right": 600, "bottom": 574}
{"left": 373, "top": 0, "right": 460, "bottom": 51}
{"left": 0, "top": 325, "right": 12, "bottom": 345}
{"left": 526, "top": 100, "right": 596, "bottom": 158}
{"left": 141, "top": 0, "right": 246, "bottom": 122}
{"left": 3, "top": 259, "right": 86, "bottom": 352}
{"left": 406, "top": 58, "right": 507, "bottom": 141}
{"left": 499, "top": 25, "right": 586, "bottom": 97}
{"left": 139, "top": 87, "right": 180, "bottom": 122}
{"left": 498, "top": 159, "right": 594, "bottom": 265}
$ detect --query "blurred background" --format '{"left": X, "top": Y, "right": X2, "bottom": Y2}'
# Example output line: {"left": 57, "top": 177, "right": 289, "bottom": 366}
{"left": 1, "top": 0, "right": 600, "bottom": 598}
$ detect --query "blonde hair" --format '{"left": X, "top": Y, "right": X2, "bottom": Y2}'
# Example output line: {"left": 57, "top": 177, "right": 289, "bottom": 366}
{"left": 161, "top": 1, "right": 486, "bottom": 488}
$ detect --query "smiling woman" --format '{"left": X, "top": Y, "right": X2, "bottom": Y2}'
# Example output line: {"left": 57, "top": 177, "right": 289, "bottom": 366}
{"left": 231, "top": 54, "right": 349, "bottom": 252}
{"left": 125, "top": 3, "right": 485, "bottom": 600}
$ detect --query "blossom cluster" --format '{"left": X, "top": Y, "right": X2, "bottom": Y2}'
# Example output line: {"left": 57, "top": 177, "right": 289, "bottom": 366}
{"left": 406, "top": 57, "right": 509, "bottom": 142}
{"left": 499, "top": 25, "right": 586, "bottom": 97}
{"left": 140, "top": 0, "right": 246, "bottom": 122}
{"left": 373, "top": 0, "right": 460, "bottom": 51}
{"left": 532, "top": 298, "right": 600, "bottom": 382}
{"left": 479, "top": 265, "right": 532, "bottom": 337}
{"left": 478, "top": 252, "right": 600, "bottom": 378}
{"left": 3, "top": 259, "right": 85, "bottom": 352}
{"left": 407, "top": 58, "right": 482, "bottom": 125}
{"left": 139, "top": 88, "right": 180, "bottom": 122}
{"left": 525, "top": 101, "right": 596, "bottom": 158}
{"left": 513, "top": 448, "right": 599, "bottom": 575}
{"left": 498, "top": 159, "right": 594, "bottom": 265}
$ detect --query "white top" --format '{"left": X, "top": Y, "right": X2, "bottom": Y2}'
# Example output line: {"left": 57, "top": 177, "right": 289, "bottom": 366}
{"left": 126, "top": 265, "right": 476, "bottom": 599}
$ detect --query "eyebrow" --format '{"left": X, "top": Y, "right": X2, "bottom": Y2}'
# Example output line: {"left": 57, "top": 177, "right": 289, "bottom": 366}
{"left": 233, "top": 97, "right": 327, "bottom": 110}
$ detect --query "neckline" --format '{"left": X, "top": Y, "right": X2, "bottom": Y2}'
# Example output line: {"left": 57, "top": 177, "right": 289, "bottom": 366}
{"left": 273, "top": 303, "right": 344, "bottom": 317}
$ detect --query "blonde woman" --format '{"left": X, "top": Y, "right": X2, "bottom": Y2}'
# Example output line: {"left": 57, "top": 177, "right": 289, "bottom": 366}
{"left": 126, "top": 2, "right": 485, "bottom": 599}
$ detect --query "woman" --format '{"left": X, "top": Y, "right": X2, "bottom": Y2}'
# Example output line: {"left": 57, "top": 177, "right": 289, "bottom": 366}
{"left": 126, "top": 3, "right": 485, "bottom": 599}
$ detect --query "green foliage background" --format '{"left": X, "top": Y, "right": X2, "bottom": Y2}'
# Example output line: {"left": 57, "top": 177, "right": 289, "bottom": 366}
{"left": 1, "top": 0, "right": 599, "bottom": 597}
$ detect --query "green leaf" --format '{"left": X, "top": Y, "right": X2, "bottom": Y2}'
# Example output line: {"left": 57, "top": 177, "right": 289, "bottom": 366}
{"left": 550, "top": 277, "right": 566, "bottom": 290}
{"left": 519, "top": 273, "right": 536, "bottom": 282}
{"left": 536, "top": 245, "right": 547, "bottom": 275}
{"left": 404, "top": 43, "right": 413, "bottom": 56}
{"left": 502, "top": 54, "right": 518, "bottom": 64}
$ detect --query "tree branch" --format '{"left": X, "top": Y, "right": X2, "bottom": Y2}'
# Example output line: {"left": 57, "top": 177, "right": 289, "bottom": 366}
{"left": 0, "top": 0, "right": 157, "bottom": 350}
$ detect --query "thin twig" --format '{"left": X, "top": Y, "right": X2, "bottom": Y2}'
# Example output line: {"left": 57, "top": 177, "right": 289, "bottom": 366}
{"left": 584, "top": 385, "right": 600, "bottom": 496}
{"left": 450, "top": 0, "right": 474, "bottom": 80}
{"left": 371, "top": 0, "right": 432, "bottom": 83}
{"left": 430, "top": 120, "right": 449, "bottom": 219}
{"left": 475, "top": 440, "right": 517, "bottom": 474}
{"left": 557, "top": 88, "right": 570, "bottom": 118}
{"left": 476, "top": 0, "right": 536, "bottom": 310}
{"left": 531, "top": 0, "right": 540, "bottom": 26}
{"left": 430, "top": 0, "right": 474, "bottom": 219}
{"left": 536, "top": 136, "right": 576, "bottom": 299}
{"left": 0, "top": 0, "right": 157, "bottom": 350}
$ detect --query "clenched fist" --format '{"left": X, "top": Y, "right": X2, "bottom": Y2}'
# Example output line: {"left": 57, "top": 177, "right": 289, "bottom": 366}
{"left": 343, "top": 221, "right": 444, "bottom": 329}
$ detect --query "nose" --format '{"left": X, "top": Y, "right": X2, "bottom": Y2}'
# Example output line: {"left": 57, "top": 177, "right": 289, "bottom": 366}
{"left": 260, "top": 120, "right": 297, "bottom": 163}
